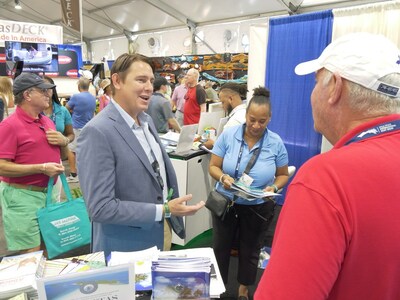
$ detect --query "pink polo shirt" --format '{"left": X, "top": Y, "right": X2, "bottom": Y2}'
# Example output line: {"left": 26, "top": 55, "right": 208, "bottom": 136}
{"left": 0, "top": 106, "right": 60, "bottom": 187}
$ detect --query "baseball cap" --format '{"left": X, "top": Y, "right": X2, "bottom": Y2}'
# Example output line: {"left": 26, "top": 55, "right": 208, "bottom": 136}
{"left": 13, "top": 73, "right": 56, "bottom": 95}
{"left": 79, "top": 69, "right": 93, "bottom": 80}
{"left": 295, "top": 32, "right": 400, "bottom": 98}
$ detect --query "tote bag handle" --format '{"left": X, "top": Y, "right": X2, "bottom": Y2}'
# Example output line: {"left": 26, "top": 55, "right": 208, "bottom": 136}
{"left": 46, "top": 173, "right": 74, "bottom": 206}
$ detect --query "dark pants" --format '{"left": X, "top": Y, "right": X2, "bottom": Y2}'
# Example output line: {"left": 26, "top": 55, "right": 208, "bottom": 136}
{"left": 263, "top": 204, "right": 282, "bottom": 247}
{"left": 212, "top": 201, "right": 275, "bottom": 285}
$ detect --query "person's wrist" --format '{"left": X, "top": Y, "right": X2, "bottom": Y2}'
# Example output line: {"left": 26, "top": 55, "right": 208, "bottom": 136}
{"left": 219, "top": 173, "right": 227, "bottom": 183}
{"left": 64, "top": 137, "right": 70, "bottom": 146}
{"left": 164, "top": 202, "right": 171, "bottom": 218}
{"left": 271, "top": 184, "right": 279, "bottom": 193}
{"left": 42, "top": 163, "right": 47, "bottom": 174}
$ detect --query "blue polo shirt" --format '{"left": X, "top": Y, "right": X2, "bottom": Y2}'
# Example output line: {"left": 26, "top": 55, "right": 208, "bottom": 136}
{"left": 67, "top": 92, "right": 96, "bottom": 129}
{"left": 212, "top": 124, "right": 288, "bottom": 205}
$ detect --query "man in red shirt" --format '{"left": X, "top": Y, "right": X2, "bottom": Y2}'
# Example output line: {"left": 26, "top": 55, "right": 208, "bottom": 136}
{"left": 0, "top": 73, "right": 66, "bottom": 255}
{"left": 183, "top": 68, "right": 206, "bottom": 125}
{"left": 255, "top": 33, "right": 400, "bottom": 300}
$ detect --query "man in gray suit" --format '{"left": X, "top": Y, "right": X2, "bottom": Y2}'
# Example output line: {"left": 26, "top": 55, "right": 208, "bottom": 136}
{"left": 77, "top": 53, "right": 205, "bottom": 256}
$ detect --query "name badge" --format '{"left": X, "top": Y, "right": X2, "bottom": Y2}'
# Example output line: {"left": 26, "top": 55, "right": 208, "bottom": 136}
{"left": 239, "top": 173, "right": 254, "bottom": 186}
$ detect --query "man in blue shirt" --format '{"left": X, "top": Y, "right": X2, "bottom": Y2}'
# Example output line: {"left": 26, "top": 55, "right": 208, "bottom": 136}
{"left": 66, "top": 77, "right": 96, "bottom": 182}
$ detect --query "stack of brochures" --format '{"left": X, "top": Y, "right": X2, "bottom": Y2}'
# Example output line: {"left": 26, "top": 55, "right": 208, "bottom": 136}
{"left": 151, "top": 256, "right": 211, "bottom": 300}
{"left": 42, "top": 251, "right": 106, "bottom": 278}
{"left": 107, "top": 247, "right": 225, "bottom": 298}
{"left": 0, "top": 251, "right": 45, "bottom": 299}
{"left": 108, "top": 246, "right": 159, "bottom": 292}
{"left": 231, "top": 181, "right": 280, "bottom": 200}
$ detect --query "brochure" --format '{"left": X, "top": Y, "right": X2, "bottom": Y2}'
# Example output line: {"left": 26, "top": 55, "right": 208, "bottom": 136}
{"left": 36, "top": 264, "right": 135, "bottom": 300}
{"left": 43, "top": 251, "right": 106, "bottom": 278}
{"left": 231, "top": 181, "right": 280, "bottom": 200}
{"left": 160, "top": 131, "right": 180, "bottom": 144}
{"left": 151, "top": 256, "right": 211, "bottom": 300}
{"left": 0, "top": 251, "right": 45, "bottom": 299}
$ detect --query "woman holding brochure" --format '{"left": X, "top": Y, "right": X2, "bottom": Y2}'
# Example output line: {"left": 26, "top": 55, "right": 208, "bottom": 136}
{"left": 209, "top": 86, "right": 289, "bottom": 299}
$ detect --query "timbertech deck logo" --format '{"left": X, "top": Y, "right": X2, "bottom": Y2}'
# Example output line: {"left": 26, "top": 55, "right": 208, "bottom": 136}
{"left": 51, "top": 215, "right": 80, "bottom": 228}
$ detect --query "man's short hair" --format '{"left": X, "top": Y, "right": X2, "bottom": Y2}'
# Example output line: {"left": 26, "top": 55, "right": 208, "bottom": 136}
{"left": 78, "top": 78, "right": 90, "bottom": 91}
{"left": 153, "top": 76, "right": 169, "bottom": 91}
{"left": 110, "top": 53, "right": 155, "bottom": 94}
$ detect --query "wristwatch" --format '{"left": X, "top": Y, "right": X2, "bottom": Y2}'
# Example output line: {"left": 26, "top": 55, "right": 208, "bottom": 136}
{"left": 164, "top": 202, "right": 171, "bottom": 218}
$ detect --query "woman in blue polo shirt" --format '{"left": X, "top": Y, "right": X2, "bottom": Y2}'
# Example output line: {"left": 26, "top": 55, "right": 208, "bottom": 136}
{"left": 209, "top": 86, "right": 289, "bottom": 300}
{"left": 42, "top": 76, "right": 75, "bottom": 145}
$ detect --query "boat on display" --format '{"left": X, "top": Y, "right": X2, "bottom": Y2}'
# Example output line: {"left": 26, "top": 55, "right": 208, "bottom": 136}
{"left": 10, "top": 44, "right": 53, "bottom": 66}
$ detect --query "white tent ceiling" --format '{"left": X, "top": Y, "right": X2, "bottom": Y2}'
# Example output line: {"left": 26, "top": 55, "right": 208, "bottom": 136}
{"left": 0, "top": 0, "right": 390, "bottom": 44}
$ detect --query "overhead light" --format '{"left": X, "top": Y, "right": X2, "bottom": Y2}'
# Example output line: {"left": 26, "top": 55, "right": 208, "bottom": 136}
{"left": 15, "top": 0, "right": 22, "bottom": 9}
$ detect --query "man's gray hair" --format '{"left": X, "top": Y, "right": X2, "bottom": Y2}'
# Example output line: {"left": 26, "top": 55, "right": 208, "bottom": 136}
{"left": 323, "top": 69, "right": 400, "bottom": 114}
{"left": 13, "top": 91, "right": 25, "bottom": 105}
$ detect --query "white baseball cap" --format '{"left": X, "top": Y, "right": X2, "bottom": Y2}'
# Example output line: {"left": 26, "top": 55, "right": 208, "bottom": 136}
{"left": 79, "top": 69, "right": 93, "bottom": 80}
{"left": 295, "top": 32, "right": 400, "bottom": 98}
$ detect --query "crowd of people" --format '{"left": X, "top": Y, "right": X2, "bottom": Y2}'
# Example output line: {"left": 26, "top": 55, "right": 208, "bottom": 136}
{"left": 0, "top": 32, "right": 399, "bottom": 300}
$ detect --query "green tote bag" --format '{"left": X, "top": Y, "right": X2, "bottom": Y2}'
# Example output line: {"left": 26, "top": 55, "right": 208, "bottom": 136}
{"left": 37, "top": 173, "right": 91, "bottom": 259}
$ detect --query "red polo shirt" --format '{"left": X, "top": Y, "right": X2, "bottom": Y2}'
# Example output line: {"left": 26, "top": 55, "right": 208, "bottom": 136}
{"left": 0, "top": 106, "right": 60, "bottom": 187}
{"left": 183, "top": 85, "right": 206, "bottom": 125}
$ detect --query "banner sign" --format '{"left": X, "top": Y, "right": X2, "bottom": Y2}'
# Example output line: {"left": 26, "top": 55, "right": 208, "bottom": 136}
{"left": 0, "top": 20, "right": 63, "bottom": 44}
{"left": 61, "top": 0, "right": 81, "bottom": 33}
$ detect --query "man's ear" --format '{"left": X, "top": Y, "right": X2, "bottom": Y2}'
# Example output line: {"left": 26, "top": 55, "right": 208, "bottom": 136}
{"left": 111, "top": 73, "right": 121, "bottom": 91}
{"left": 329, "top": 72, "right": 343, "bottom": 105}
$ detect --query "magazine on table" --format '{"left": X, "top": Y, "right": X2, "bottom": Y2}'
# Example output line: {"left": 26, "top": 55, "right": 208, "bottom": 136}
{"left": 0, "top": 251, "right": 45, "bottom": 299}
{"left": 151, "top": 256, "right": 211, "bottom": 300}
{"left": 231, "top": 180, "right": 280, "bottom": 200}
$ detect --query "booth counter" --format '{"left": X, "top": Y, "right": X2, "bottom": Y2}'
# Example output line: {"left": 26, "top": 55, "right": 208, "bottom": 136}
{"left": 168, "top": 150, "right": 214, "bottom": 246}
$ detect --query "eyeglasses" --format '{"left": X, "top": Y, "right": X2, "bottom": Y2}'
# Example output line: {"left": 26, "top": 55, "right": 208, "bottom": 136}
{"left": 151, "top": 160, "right": 164, "bottom": 190}
{"left": 30, "top": 87, "right": 51, "bottom": 96}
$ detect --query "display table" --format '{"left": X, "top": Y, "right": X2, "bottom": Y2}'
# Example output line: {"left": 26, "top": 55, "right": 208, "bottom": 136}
{"left": 168, "top": 150, "right": 214, "bottom": 246}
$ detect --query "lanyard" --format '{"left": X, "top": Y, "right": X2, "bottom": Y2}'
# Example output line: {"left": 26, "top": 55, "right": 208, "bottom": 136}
{"left": 344, "top": 119, "right": 400, "bottom": 146}
{"left": 234, "top": 124, "right": 266, "bottom": 179}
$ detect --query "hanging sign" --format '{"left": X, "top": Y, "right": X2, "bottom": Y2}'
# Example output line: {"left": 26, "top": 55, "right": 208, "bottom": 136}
{"left": 61, "top": 0, "right": 81, "bottom": 33}
{"left": 0, "top": 20, "right": 63, "bottom": 44}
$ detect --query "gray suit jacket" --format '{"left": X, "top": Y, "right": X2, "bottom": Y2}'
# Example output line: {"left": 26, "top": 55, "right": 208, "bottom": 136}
{"left": 77, "top": 102, "right": 184, "bottom": 256}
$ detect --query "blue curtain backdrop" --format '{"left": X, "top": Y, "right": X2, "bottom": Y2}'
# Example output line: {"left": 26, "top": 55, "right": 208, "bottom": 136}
{"left": 265, "top": 10, "right": 333, "bottom": 202}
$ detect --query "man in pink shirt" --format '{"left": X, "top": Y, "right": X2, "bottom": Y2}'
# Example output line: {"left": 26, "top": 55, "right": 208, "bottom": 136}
{"left": 171, "top": 74, "right": 187, "bottom": 126}
{"left": 0, "top": 73, "right": 66, "bottom": 255}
